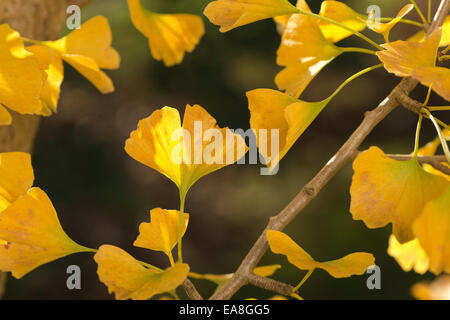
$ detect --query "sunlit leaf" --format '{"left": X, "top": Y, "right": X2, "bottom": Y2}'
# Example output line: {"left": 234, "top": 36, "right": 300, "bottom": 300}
{"left": 26, "top": 45, "right": 64, "bottom": 114}
{"left": 204, "top": 0, "right": 299, "bottom": 32}
{"left": 128, "top": 0, "right": 204, "bottom": 66}
{"left": 318, "top": 0, "right": 367, "bottom": 43}
{"left": 377, "top": 28, "right": 441, "bottom": 77}
{"left": 0, "top": 152, "right": 34, "bottom": 212}
{"left": 125, "top": 105, "right": 247, "bottom": 195}
{"left": 412, "top": 67, "right": 450, "bottom": 102}
{"left": 0, "top": 188, "right": 91, "bottom": 279}
{"left": 44, "top": 15, "right": 120, "bottom": 70}
{"left": 387, "top": 235, "right": 429, "bottom": 274}
{"left": 414, "top": 186, "right": 450, "bottom": 275}
{"left": 267, "top": 230, "right": 375, "bottom": 278}
{"left": 134, "top": 208, "right": 189, "bottom": 258}
{"left": 0, "top": 24, "right": 46, "bottom": 120}
{"left": 275, "top": 0, "right": 342, "bottom": 98}
{"left": 248, "top": 89, "right": 329, "bottom": 172}
{"left": 94, "top": 245, "right": 189, "bottom": 300}
{"left": 350, "top": 146, "right": 449, "bottom": 243}
{"left": 42, "top": 16, "right": 119, "bottom": 94}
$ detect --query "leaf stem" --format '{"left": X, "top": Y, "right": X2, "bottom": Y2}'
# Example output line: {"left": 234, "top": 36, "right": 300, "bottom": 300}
{"left": 427, "top": 106, "right": 450, "bottom": 111}
{"left": 379, "top": 17, "right": 424, "bottom": 28}
{"left": 327, "top": 64, "right": 383, "bottom": 101}
{"left": 20, "top": 37, "right": 44, "bottom": 45}
{"left": 423, "top": 109, "right": 450, "bottom": 164}
{"left": 409, "top": 0, "right": 428, "bottom": 24}
{"left": 413, "top": 113, "right": 424, "bottom": 158}
{"left": 295, "top": 8, "right": 383, "bottom": 50}
{"left": 292, "top": 269, "right": 314, "bottom": 292}
{"left": 341, "top": 47, "right": 377, "bottom": 55}
{"left": 423, "top": 85, "right": 433, "bottom": 106}
{"left": 428, "top": 0, "right": 432, "bottom": 23}
{"left": 177, "top": 190, "right": 186, "bottom": 264}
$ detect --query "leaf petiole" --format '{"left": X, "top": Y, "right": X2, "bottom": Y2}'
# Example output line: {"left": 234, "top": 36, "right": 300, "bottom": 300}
{"left": 409, "top": 0, "right": 428, "bottom": 25}
{"left": 294, "top": 8, "right": 383, "bottom": 51}
{"left": 292, "top": 269, "right": 314, "bottom": 293}
{"left": 327, "top": 64, "right": 383, "bottom": 101}
{"left": 177, "top": 190, "right": 187, "bottom": 264}
{"left": 422, "top": 109, "right": 450, "bottom": 164}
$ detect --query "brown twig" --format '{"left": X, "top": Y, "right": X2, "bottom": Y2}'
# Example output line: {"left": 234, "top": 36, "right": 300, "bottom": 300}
{"left": 247, "top": 274, "right": 294, "bottom": 297}
{"left": 182, "top": 279, "right": 203, "bottom": 300}
{"left": 210, "top": 0, "right": 449, "bottom": 300}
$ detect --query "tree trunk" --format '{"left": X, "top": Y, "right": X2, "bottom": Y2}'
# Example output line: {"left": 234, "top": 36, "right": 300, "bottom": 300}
{"left": 0, "top": 0, "right": 68, "bottom": 299}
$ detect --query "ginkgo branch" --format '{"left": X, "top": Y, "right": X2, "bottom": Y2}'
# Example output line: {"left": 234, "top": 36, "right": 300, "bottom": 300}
{"left": 247, "top": 274, "right": 295, "bottom": 297}
{"left": 182, "top": 279, "right": 203, "bottom": 300}
{"left": 210, "top": 0, "right": 449, "bottom": 300}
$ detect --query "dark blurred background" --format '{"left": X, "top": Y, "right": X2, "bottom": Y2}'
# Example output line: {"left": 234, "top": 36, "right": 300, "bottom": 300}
{"left": 4, "top": 0, "right": 449, "bottom": 299}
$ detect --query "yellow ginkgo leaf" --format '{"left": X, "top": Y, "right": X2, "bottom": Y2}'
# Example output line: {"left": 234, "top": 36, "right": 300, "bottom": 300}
{"left": 0, "top": 24, "right": 46, "bottom": 120}
{"left": 408, "top": 15, "right": 450, "bottom": 47}
{"left": 377, "top": 28, "right": 441, "bottom": 78}
{"left": 367, "top": 4, "right": 413, "bottom": 42}
{"left": 253, "top": 264, "right": 281, "bottom": 277}
{"left": 26, "top": 45, "right": 64, "bottom": 114}
{"left": 377, "top": 28, "right": 450, "bottom": 101}
{"left": 204, "top": 0, "right": 299, "bottom": 32}
{"left": 134, "top": 208, "right": 189, "bottom": 258}
{"left": 248, "top": 89, "right": 329, "bottom": 172}
{"left": 387, "top": 235, "right": 429, "bottom": 274}
{"left": 125, "top": 105, "right": 247, "bottom": 196}
{"left": 94, "top": 245, "right": 189, "bottom": 300}
{"left": 412, "top": 67, "right": 450, "bottom": 102}
{"left": 0, "top": 188, "right": 92, "bottom": 279}
{"left": 412, "top": 275, "right": 450, "bottom": 300}
{"left": 318, "top": 0, "right": 367, "bottom": 43}
{"left": 350, "top": 146, "right": 449, "bottom": 243}
{"left": 414, "top": 186, "right": 450, "bottom": 275}
{"left": 267, "top": 230, "right": 375, "bottom": 278}
{"left": 45, "top": 15, "right": 120, "bottom": 70}
{"left": 62, "top": 54, "right": 114, "bottom": 94}
{"left": 128, "top": 0, "right": 204, "bottom": 67}
{"left": 41, "top": 16, "right": 119, "bottom": 94}
{"left": 275, "top": 0, "right": 342, "bottom": 98}
{"left": 0, "top": 152, "right": 34, "bottom": 212}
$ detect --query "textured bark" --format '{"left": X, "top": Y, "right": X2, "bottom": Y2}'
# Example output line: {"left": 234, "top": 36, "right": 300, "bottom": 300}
{"left": 0, "top": 0, "right": 68, "bottom": 298}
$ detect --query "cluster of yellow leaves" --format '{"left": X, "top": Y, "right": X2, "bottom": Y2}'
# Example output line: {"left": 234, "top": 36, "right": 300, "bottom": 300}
{"left": 92, "top": 205, "right": 195, "bottom": 299}
{"left": 351, "top": 147, "right": 450, "bottom": 275}
{"left": 0, "top": 153, "right": 92, "bottom": 279}
{"left": 95, "top": 245, "right": 189, "bottom": 300}
{"left": 0, "top": 16, "right": 119, "bottom": 126}
{"left": 267, "top": 230, "right": 375, "bottom": 278}
{"left": 377, "top": 28, "right": 450, "bottom": 101}
{"left": 127, "top": 0, "right": 204, "bottom": 66}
